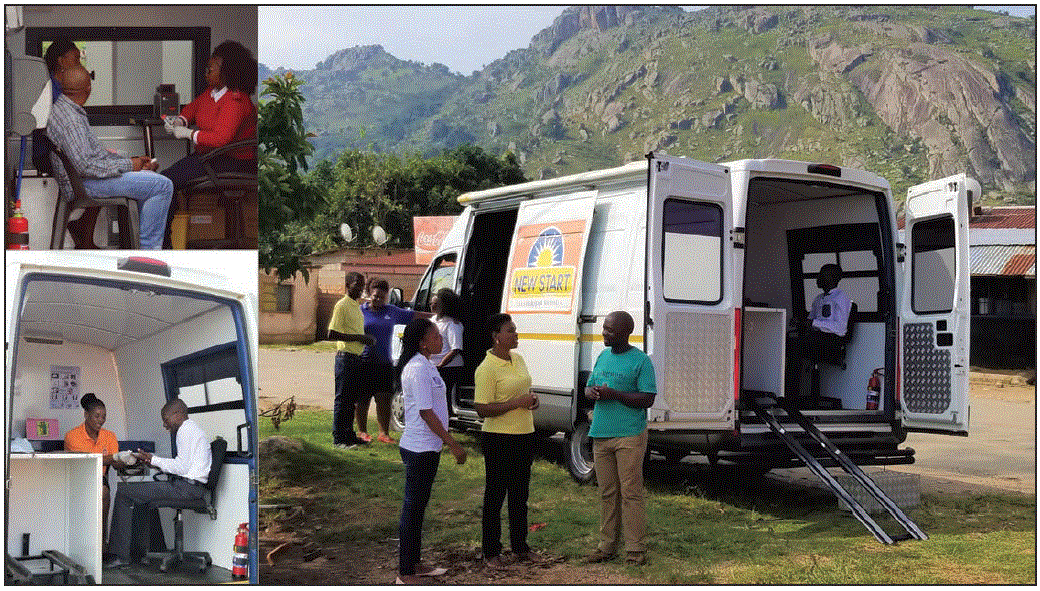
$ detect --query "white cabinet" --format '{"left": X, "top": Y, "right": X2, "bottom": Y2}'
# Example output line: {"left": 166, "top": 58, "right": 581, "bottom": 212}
{"left": 8, "top": 453, "right": 103, "bottom": 583}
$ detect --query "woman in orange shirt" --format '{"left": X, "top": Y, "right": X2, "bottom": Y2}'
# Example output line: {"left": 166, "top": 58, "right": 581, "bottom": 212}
{"left": 64, "top": 393, "right": 120, "bottom": 543}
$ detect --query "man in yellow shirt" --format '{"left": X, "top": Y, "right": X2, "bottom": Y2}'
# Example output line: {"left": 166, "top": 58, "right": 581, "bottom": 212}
{"left": 326, "top": 271, "right": 376, "bottom": 448}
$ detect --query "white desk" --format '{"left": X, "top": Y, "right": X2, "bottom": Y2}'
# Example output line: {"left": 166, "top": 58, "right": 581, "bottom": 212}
{"left": 8, "top": 453, "right": 103, "bottom": 583}
{"left": 742, "top": 307, "right": 786, "bottom": 398}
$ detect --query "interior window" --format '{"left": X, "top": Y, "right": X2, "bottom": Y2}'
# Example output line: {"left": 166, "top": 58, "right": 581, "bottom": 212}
{"left": 662, "top": 199, "right": 722, "bottom": 304}
{"left": 912, "top": 216, "right": 956, "bottom": 314}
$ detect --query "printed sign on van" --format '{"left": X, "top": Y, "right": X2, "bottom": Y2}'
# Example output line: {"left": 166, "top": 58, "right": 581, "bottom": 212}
{"left": 506, "top": 219, "right": 587, "bottom": 313}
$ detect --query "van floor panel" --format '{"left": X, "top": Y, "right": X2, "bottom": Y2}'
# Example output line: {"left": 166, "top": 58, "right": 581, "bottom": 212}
{"left": 101, "top": 562, "right": 233, "bottom": 584}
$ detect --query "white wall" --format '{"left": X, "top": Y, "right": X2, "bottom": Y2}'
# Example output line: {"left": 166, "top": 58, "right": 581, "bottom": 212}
{"left": 11, "top": 340, "right": 128, "bottom": 442}
{"left": 743, "top": 195, "right": 879, "bottom": 313}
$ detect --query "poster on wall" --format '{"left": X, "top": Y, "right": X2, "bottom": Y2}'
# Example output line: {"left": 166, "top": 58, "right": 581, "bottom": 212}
{"left": 50, "top": 365, "right": 80, "bottom": 409}
{"left": 505, "top": 219, "right": 588, "bottom": 314}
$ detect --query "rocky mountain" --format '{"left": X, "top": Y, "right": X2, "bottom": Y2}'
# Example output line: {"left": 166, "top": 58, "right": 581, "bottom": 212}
{"left": 263, "top": 45, "right": 468, "bottom": 162}
{"left": 261, "top": 5, "right": 1036, "bottom": 202}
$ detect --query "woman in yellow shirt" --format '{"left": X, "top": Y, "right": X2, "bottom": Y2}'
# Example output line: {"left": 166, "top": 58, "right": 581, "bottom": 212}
{"left": 473, "top": 313, "right": 542, "bottom": 568}
{"left": 64, "top": 393, "right": 120, "bottom": 543}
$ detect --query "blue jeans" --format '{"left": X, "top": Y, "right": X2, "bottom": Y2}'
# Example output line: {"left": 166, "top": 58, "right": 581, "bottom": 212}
{"left": 399, "top": 447, "right": 440, "bottom": 576}
{"left": 82, "top": 171, "right": 173, "bottom": 249}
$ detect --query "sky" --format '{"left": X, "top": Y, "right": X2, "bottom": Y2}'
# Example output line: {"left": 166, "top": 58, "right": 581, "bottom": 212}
{"left": 259, "top": 5, "right": 1035, "bottom": 76}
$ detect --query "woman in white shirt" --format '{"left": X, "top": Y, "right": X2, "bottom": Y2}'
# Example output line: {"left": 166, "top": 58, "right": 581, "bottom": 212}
{"left": 429, "top": 288, "right": 464, "bottom": 415}
{"left": 395, "top": 317, "right": 467, "bottom": 584}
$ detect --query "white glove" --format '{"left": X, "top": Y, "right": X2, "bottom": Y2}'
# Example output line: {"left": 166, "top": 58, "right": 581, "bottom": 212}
{"left": 172, "top": 126, "right": 195, "bottom": 141}
{"left": 114, "top": 450, "right": 138, "bottom": 465}
{"left": 163, "top": 115, "right": 187, "bottom": 133}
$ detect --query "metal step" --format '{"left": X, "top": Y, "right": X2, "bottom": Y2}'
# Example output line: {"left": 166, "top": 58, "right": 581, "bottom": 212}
{"left": 749, "top": 395, "right": 927, "bottom": 545}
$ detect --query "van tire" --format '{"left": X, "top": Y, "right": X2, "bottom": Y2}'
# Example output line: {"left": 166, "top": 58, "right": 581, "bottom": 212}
{"left": 567, "top": 420, "right": 596, "bottom": 484}
{"left": 391, "top": 390, "right": 406, "bottom": 433}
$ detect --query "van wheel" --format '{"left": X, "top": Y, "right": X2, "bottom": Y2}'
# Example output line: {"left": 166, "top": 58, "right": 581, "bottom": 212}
{"left": 391, "top": 390, "right": 406, "bottom": 433}
{"left": 567, "top": 421, "right": 595, "bottom": 484}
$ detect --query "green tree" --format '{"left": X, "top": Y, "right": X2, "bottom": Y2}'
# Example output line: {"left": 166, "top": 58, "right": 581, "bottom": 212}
{"left": 309, "top": 145, "right": 526, "bottom": 250}
{"left": 258, "top": 72, "right": 319, "bottom": 282}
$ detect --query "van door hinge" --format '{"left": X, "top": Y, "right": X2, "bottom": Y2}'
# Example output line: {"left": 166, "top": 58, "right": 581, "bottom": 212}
{"left": 579, "top": 314, "right": 597, "bottom": 324}
{"left": 645, "top": 301, "right": 653, "bottom": 326}
{"left": 732, "top": 227, "right": 745, "bottom": 249}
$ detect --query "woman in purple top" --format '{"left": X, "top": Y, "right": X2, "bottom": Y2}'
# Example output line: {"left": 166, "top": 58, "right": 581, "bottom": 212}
{"left": 357, "top": 277, "right": 431, "bottom": 443}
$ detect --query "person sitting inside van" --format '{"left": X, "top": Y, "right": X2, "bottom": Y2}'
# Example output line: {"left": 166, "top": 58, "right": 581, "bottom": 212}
{"left": 46, "top": 65, "right": 173, "bottom": 250}
{"left": 104, "top": 399, "right": 211, "bottom": 568}
{"left": 797, "top": 263, "right": 853, "bottom": 403}
{"left": 64, "top": 393, "right": 121, "bottom": 545}
{"left": 803, "top": 263, "right": 852, "bottom": 354}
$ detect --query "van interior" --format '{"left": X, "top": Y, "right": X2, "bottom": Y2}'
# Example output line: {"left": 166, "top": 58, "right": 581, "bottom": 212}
{"left": 741, "top": 176, "right": 896, "bottom": 422}
{"left": 8, "top": 267, "right": 254, "bottom": 584}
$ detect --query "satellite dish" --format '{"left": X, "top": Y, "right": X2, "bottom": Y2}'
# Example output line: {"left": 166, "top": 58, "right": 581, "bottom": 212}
{"left": 340, "top": 223, "right": 353, "bottom": 242}
{"left": 372, "top": 225, "right": 388, "bottom": 246}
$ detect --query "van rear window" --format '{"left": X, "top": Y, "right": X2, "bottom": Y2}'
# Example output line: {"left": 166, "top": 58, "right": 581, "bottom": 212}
{"left": 662, "top": 199, "right": 723, "bottom": 304}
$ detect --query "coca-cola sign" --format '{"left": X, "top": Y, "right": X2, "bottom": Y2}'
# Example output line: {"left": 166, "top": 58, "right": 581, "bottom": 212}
{"left": 413, "top": 216, "right": 458, "bottom": 265}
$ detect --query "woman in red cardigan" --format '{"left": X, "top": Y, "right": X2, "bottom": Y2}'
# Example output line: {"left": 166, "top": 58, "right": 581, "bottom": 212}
{"left": 161, "top": 40, "right": 257, "bottom": 198}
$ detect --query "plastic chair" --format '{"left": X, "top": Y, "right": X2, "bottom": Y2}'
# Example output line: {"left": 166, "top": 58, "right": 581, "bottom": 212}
{"left": 47, "top": 142, "right": 140, "bottom": 250}
{"left": 145, "top": 437, "right": 227, "bottom": 573}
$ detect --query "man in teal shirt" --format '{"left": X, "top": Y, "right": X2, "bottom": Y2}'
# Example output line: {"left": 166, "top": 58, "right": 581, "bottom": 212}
{"left": 583, "top": 310, "right": 656, "bottom": 566}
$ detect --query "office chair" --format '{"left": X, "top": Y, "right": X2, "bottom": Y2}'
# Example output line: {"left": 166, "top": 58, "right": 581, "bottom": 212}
{"left": 145, "top": 436, "right": 227, "bottom": 573}
{"left": 47, "top": 140, "right": 140, "bottom": 250}
{"left": 802, "top": 302, "right": 858, "bottom": 409}
{"left": 180, "top": 138, "right": 257, "bottom": 249}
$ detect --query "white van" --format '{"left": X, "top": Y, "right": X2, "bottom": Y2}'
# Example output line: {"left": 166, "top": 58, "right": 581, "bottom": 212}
{"left": 398, "top": 154, "right": 972, "bottom": 493}
{"left": 5, "top": 252, "right": 259, "bottom": 583}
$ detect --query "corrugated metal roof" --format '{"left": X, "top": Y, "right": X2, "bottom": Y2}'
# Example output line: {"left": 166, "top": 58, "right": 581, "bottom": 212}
{"left": 970, "top": 244, "right": 1036, "bottom": 277}
{"left": 969, "top": 207, "right": 1035, "bottom": 229}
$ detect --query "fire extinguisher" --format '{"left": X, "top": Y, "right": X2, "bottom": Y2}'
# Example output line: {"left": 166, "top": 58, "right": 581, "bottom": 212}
{"left": 232, "top": 522, "right": 249, "bottom": 580}
{"left": 7, "top": 199, "right": 29, "bottom": 250}
{"left": 866, "top": 368, "right": 883, "bottom": 410}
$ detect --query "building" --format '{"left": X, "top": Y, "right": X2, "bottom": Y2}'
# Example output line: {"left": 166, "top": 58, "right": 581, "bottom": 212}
{"left": 259, "top": 248, "right": 426, "bottom": 345}
{"left": 968, "top": 207, "right": 1035, "bottom": 368}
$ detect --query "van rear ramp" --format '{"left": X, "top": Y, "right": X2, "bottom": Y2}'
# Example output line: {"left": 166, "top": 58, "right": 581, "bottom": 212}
{"left": 748, "top": 395, "right": 927, "bottom": 545}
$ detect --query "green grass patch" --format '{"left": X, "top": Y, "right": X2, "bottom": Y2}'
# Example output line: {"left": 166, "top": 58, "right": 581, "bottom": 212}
{"left": 260, "top": 409, "right": 1036, "bottom": 584}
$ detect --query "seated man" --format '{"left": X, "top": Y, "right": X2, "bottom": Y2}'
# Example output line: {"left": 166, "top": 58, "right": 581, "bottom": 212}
{"left": 104, "top": 399, "right": 211, "bottom": 568}
{"left": 46, "top": 65, "right": 173, "bottom": 249}
{"left": 802, "top": 263, "right": 852, "bottom": 359}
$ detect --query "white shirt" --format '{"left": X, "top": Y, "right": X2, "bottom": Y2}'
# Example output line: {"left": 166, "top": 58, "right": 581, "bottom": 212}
{"left": 151, "top": 418, "right": 212, "bottom": 483}
{"left": 810, "top": 287, "right": 852, "bottom": 336}
{"left": 430, "top": 316, "right": 464, "bottom": 367}
{"left": 398, "top": 353, "right": 448, "bottom": 454}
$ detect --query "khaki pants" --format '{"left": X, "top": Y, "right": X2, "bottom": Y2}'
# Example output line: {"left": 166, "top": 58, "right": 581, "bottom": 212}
{"left": 592, "top": 430, "right": 647, "bottom": 554}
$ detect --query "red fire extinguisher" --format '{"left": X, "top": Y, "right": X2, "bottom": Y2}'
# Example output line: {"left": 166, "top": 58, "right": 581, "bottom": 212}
{"left": 866, "top": 368, "right": 883, "bottom": 410}
{"left": 232, "top": 522, "right": 249, "bottom": 580}
{"left": 7, "top": 200, "right": 29, "bottom": 250}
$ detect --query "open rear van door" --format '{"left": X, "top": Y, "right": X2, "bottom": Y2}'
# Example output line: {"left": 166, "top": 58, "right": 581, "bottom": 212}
{"left": 503, "top": 192, "right": 597, "bottom": 398}
{"left": 900, "top": 175, "right": 975, "bottom": 435}
{"left": 646, "top": 155, "right": 736, "bottom": 430}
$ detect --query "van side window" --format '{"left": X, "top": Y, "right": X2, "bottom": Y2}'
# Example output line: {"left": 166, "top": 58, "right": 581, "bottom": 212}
{"left": 414, "top": 253, "right": 457, "bottom": 312}
{"left": 911, "top": 216, "right": 956, "bottom": 314}
{"left": 662, "top": 199, "right": 723, "bottom": 304}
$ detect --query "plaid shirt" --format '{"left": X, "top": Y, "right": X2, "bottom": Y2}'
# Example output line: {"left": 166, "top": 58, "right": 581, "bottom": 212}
{"left": 45, "top": 94, "right": 132, "bottom": 199}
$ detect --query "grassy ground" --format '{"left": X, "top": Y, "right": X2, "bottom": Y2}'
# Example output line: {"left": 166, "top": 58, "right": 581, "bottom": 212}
{"left": 260, "top": 409, "right": 1036, "bottom": 585}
